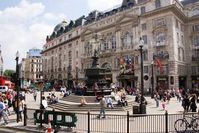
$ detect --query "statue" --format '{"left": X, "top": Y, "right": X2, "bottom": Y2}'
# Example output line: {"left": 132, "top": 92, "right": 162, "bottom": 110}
{"left": 91, "top": 49, "right": 99, "bottom": 68}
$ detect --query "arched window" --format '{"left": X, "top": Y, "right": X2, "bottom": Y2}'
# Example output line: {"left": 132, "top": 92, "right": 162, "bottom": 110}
{"left": 155, "top": 0, "right": 161, "bottom": 9}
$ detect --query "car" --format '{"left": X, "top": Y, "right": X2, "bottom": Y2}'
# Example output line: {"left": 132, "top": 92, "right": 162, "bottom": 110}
{"left": 0, "top": 86, "right": 8, "bottom": 93}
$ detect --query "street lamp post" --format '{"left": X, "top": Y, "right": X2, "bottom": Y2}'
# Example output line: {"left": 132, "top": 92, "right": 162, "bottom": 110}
{"left": 151, "top": 61, "right": 154, "bottom": 98}
{"left": 15, "top": 51, "right": 19, "bottom": 122}
{"left": 139, "top": 38, "right": 146, "bottom": 114}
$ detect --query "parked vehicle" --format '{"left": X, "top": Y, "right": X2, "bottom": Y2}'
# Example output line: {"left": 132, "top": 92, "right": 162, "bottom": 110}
{"left": 0, "top": 86, "right": 8, "bottom": 93}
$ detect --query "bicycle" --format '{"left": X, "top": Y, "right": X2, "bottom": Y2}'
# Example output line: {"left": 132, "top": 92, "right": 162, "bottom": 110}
{"left": 174, "top": 114, "right": 199, "bottom": 133}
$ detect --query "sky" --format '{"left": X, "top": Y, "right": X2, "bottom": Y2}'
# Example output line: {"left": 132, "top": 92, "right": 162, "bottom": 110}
{"left": 0, "top": 0, "right": 123, "bottom": 70}
{"left": 0, "top": 0, "right": 184, "bottom": 71}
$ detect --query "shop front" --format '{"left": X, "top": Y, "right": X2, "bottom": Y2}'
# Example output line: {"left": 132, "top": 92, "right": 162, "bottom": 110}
{"left": 191, "top": 76, "right": 199, "bottom": 91}
{"left": 179, "top": 76, "right": 187, "bottom": 90}
{"left": 156, "top": 76, "right": 169, "bottom": 91}
{"left": 117, "top": 73, "right": 138, "bottom": 89}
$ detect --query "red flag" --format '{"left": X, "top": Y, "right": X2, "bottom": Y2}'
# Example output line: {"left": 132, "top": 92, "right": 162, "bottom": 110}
{"left": 155, "top": 58, "right": 163, "bottom": 73}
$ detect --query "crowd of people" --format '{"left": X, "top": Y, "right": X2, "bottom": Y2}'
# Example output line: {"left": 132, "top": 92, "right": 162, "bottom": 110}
{"left": 0, "top": 90, "right": 26, "bottom": 125}
{"left": 153, "top": 88, "right": 198, "bottom": 112}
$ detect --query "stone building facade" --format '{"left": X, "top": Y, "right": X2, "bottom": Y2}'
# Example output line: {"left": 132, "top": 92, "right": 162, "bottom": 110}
{"left": 23, "top": 48, "right": 43, "bottom": 83}
{"left": 42, "top": 0, "right": 199, "bottom": 93}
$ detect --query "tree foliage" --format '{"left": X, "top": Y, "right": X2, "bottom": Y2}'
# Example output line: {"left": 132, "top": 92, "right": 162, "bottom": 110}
{"left": 3, "top": 69, "right": 15, "bottom": 78}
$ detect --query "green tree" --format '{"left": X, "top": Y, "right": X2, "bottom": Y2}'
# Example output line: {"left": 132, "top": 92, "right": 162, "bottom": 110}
{"left": 3, "top": 69, "right": 15, "bottom": 77}
{"left": 3, "top": 69, "right": 16, "bottom": 82}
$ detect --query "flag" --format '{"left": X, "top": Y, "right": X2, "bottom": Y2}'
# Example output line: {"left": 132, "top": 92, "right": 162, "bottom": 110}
{"left": 155, "top": 58, "right": 163, "bottom": 74}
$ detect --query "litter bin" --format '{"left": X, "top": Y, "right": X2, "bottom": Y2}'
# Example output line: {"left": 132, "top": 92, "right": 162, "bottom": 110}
{"left": 140, "top": 104, "right": 146, "bottom": 114}
{"left": 132, "top": 105, "right": 140, "bottom": 114}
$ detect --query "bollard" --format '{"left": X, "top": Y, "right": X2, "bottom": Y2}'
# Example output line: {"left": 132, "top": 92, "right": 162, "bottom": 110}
{"left": 52, "top": 108, "right": 56, "bottom": 129}
{"left": 39, "top": 109, "right": 43, "bottom": 128}
{"left": 127, "top": 111, "right": 129, "bottom": 133}
{"left": 88, "top": 111, "right": 90, "bottom": 133}
{"left": 165, "top": 111, "right": 168, "bottom": 133}
{"left": 23, "top": 104, "right": 27, "bottom": 126}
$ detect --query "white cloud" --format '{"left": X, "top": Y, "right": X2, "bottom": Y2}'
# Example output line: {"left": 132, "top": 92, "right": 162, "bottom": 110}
{"left": 0, "top": 0, "right": 65, "bottom": 70}
{"left": 87, "top": 0, "right": 123, "bottom": 11}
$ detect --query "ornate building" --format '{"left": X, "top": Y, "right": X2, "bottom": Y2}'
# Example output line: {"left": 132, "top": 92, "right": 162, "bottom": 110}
{"left": 42, "top": 0, "right": 199, "bottom": 92}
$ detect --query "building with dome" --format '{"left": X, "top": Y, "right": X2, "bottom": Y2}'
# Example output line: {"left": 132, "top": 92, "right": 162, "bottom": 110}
{"left": 42, "top": 0, "right": 199, "bottom": 93}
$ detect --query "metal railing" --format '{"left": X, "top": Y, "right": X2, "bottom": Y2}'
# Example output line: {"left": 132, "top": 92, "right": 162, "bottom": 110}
{"left": 24, "top": 107, "right": 199, "bottom": 133}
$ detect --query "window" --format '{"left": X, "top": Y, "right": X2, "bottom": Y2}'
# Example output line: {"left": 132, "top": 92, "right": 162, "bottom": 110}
{"left": 192, "top": 49, "right": 199, "bottom": 61}
{"left": 155, "top": 32, "right": 165, "bottom": 44}
{"left": 177, "top": 32, "right": 179, "bottom": 43}
{"left": 192, "top": 66, "right": 197, "bottom": 75}
{"left": 154, "top": 18, "right": 166, "bottom": 28}
{"left": 193, "top": 8, "right": 199, "bottom": 16}
{"left": 176, "top": 19, "right": 179, "bottom": 28}
{"left": 155, "top": 0, "right": 161, "bottom": 8}
{"left": 144, "top": 66, "right": 148, "bottom": 73}
{"left": 104, "top": 40, "right": 109, "bottom": 50}
{"left": 142, "top": 23, "right": 147, "bottom": 31}
{"left": 111, "top": 35, "right": 116, "bottom": 49}
{"left": 178, "top": 47, "right": 185, "bottom": 61}
{"left": 143, "top": 50, "right": 148, "bottom": 61}
{"left": 181, "top": 35, "right": 184, "bottom": 45}
{"left": 124, "top": 33, "right": 132, "bottom": 48}
{"left": 76, "top": 51, "right": 78, "bottom": 58}
{"left": 68, "top": 51, "right": 72, "bottom": 66}
{"left": 141, "top": 7, "right": 146, "bottom": 14}
{"left": 142, "top": 35, "right": 147, "bottom": 44}
{"left": 193, "top": 35, "right": 199, "bottom": 48}
{"left": 193, "top": 25, "right": 199, "bottom": 32}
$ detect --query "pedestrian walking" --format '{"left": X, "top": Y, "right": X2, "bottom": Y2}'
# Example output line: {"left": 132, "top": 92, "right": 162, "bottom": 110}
{"left": 15, "top": 98, "right": 23, "bottom": 121}
{"left": 154, "top": 93, "right": 159, "bottom": 107}
{"left": 0, "top": 98, "right": 8, "bottom": 125}
{"left": 190, "top": 94, "right": 197, "bottom": 112}
{"left": 41, "top": 96, "right": 48, "bottom": 110}
{"left": 98, "top": 95, "right": 106, "bottom": 119}
{"left": 33, "top": 90, "right": 37, "bottom": 101}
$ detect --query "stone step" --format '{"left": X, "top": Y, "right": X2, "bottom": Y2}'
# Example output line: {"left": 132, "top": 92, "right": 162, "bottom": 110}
{"left": 48, "top": 101, "right": 135, "bottom": 112}
{"left": 50, "top": 105, "right": 126, "bottom": 112}
{"left": 61, "top": 96, "right": 98, "bottom": 103}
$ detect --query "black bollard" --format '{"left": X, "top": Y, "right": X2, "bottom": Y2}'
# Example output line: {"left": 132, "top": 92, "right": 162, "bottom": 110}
{"left": 23, "top": 104, "right": 27, "bottom": 126}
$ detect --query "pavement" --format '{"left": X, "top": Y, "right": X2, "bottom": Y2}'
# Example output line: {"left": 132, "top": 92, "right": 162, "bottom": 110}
{"left": 0, "top": 92, "right": 198, "bottom": 132}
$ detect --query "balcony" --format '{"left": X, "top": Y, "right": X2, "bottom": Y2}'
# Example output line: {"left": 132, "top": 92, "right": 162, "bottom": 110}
{"left": 155, "top": 41, "right": 167, "bottom": 47}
